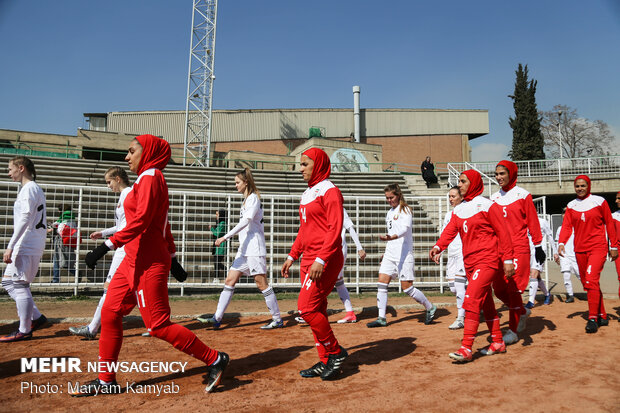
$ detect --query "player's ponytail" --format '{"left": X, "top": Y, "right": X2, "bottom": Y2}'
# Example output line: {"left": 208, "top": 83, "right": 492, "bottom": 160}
{"left": 105, "top": 166, "right": 131, "bottom": 187}
{"left": 10, "top": 156, "right": 36, "bottom": 180}
{"left": 237, "top": 168, "right": 260, "bottom": 199}
{"left": 384, "top": 183, "right": 410, "bottom": 214}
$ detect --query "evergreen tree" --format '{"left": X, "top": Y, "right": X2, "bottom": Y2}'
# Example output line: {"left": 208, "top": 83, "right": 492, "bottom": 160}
{"left": 508, "top": 64, "right": 545, "bottom": 160}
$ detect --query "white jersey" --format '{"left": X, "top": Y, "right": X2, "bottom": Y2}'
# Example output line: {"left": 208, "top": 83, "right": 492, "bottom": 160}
{"left": 529, "top": 217, "right": 557, "bottom": 255}
{"left": 101, "top": 187, "right": 131, "bottom": 238}
{"left": 341, "top": 208, "right": 363, "bottom": 257}
{"left": 442, "top": 210, "right": 463, "bottom": 257}
{"left": 223, "top": 193, "right": 266, "bottom": 257}
{"left": 555, "top": 224, "right": 575, "bottom": 257}
{"left": 613, "top": 211, "right": 620, "bottom": 225}
{"left": 383, "top": 205, "right": 413, "bottom": 261}
{"left": 8, "top": 181, "right": 47, "bottom": 256}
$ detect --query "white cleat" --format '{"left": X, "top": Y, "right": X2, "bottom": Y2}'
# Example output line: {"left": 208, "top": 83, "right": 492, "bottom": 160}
{"left": 448, "top": 317, "right": 464, "bottom": 330}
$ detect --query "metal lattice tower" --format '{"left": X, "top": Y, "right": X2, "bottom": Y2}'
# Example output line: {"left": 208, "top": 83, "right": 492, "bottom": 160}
{"left": 183, "top": 0, "right": 218, "bottom": 166}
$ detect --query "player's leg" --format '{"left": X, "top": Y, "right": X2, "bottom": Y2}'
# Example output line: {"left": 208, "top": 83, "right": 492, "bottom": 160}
{"left": 200, "top": 260, "right": 243, "bottom": 327}
{"left": 527, "top": 267, "right": 539, "bottom": 308}
{"left": 335, "top": 273, "right": 357, "bottom": 323}
{"left": 575, "top": 252, "right": 599, "bottom": 333}
{"left": 615, "top": 258, "right": 620, "bottom": 299}
{"left": 453, "top": 275, "right": 467, "bottom": 321}
{"left": 254, "top": 256, "right": 283, "bottom": 329}
{"left": 367, "top": 268, "right": 392, "bottom": 327}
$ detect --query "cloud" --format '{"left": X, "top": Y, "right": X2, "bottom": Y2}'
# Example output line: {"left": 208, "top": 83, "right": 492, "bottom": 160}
{"left": 471, "top": 142, "right": 509, "bottom": 162}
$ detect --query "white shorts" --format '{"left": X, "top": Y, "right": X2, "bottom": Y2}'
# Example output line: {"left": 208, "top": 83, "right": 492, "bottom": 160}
{"left": 446, "top": 255, "right": 465, "bottom": 278}
{"left": 379, "top": 253, "right": 415, "bottom": 281}
{"left": 559, "top": 255, "right": 579, "bottom": 276}
{"left": 106, "top": 248, "right": 126, "bottom": 283}
{"left": 4, "top": 254, "right": 42, "bottom": 283}
{"left": 530, "top": 252, "right": 544, "bottom": 273}
{"left": 230, "top": 255, "right": 267, "bottom": 276}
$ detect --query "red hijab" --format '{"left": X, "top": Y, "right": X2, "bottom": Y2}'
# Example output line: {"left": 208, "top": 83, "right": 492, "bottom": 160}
{"left": 574, "top": 174, "right": 591, "bottom": 200}
{"left": 303, "top": 147, "right": 331, "bottom": 187}
{"left": 497, "top": 160, "right": 518, "bottom": 191}
{"left": 135, "top": 134, "right": 171, "bottom": 175}
{"left": 462, "top": 169, "right": 484, "bottom": 201}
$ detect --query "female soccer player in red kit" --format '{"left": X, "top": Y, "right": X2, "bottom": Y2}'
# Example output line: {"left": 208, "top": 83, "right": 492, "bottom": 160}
{"left": 72, "top": 135, "right": 228, "bottom": 396}
{"left": 490, "top": 160, "right": 545, "bottom": 345}
{"left": 558, "top": 176, "right": 618, "bottom": 333}
{"left": 281, "top": 147, "right": 348, "bottom": 381}
{"left": 430, "top": 169, "right": 515, "bottom": 362}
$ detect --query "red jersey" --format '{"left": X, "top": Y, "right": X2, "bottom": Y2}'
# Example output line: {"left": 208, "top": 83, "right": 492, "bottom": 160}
{"left": 434, "top": 195, "right": 514, "bottom": 272}
{"left": 490, "top": 185, "right": 542, "bottom": 254}
{"left": 289, "top": 180, "right": 343, "bottom": 265}
{"left": 109, "top": 168, "right": 175, "bottom": 287}
{"left": 559, "top": 194, "right": 618, "bottom": 253}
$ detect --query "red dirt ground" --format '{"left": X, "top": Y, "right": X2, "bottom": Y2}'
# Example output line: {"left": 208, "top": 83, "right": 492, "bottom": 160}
{"left": 0, "top": 295, "right": 619, "bottom": 412}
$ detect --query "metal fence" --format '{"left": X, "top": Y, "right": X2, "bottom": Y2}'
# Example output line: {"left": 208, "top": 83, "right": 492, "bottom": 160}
{"left": 1, "top": 182, "right": 448, "bottom": 295}
{"left": 448, "top": 155, "right": 620, "bottom": 187}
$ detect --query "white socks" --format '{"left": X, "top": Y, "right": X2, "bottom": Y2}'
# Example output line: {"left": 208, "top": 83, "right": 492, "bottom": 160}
{"left": 261, "top": 286, "right": 281, "bottom": 321}
{"left": 404, "top": 285, "right": 432, "bottom": 310}
{"left": 214, "top": 285, "right": 235, "bottom": 322}
{"left": 562, "top": 272, "right": 574, "bottom": 296}
{"left": 335, "top": 279, "right": 353, "bottom": 313}
{"left": 14, "top": 281, "right": 34, "bottom": 334}
{"left": 88, "top": 291, "right": 107, "bottom": 334}
{"left": 529, "top": 277, "right": 550, "bottom": 302}
{"left": 538, "top": 279, "right": 549, "bottom": 296}
{"left": 377, "top": 282, "right": 389, "bottom": 318}
{"left": 454, "top": 276, "right": 467, "bottom": 319}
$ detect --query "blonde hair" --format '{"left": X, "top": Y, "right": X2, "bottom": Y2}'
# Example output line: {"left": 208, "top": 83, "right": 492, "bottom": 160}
{"left": 237, "top": 168, "right": 260, "bottom": 198}
{"left": 10, "top": 156, "right": 36, "bottom": 180}
{"left": 384, "top": 183, "right": 411, "bottom": 214}
{"left": 105, "top": 166, "right": 130, "bottom": 187}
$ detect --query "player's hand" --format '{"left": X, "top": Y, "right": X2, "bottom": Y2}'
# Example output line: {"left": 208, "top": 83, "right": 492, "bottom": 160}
{"left": 3, "top": 248, "right": 13, "bottom": 264}
{"left": 553, "top": 253, "right": 560, "bottom": 265}
{"left": 281, "top": 259, "right": 292, "bottom": 278}
{"left": 429, "top": 247, "right": 441, "bottom": 264}
{"left": 379, "top": 234, "right": 393, "bottom": 241}
{"left": 170, "top": 257, "right": 188, "bottom": 282}
{"left": 558, "top": 244, "right": 565, "bottom": 258}
{"left": 504, "top": 263, "right": 515, "bottom": 278}
{"left": 85, "top": 242, "right": 110, "bottom": 269}
{"left": 358, "top": 250, "right": 367, "bottom": 261}
{"left": 308, "top": 261, "right": 324, "bottom": 280}
{"left": 534, "top": 246, "right": 546, "bottom": 265}
{"left": 610, "top": 249, "right": 619, "bottom": 261}
{"left": 90, "top": 231, "right": 103, "bottom": 240}
{"left": 214, "top": 237, "right": 225, "bottom": 247}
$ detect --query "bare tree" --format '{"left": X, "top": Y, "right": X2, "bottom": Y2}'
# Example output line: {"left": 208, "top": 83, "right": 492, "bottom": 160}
{"left": 540, "top": 104, "right": 615, "bottom": 158}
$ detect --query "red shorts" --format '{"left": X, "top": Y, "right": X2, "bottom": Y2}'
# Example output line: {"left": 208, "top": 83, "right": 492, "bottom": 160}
{"left": 298, "top": 255, "right": 343, "bottom": 316}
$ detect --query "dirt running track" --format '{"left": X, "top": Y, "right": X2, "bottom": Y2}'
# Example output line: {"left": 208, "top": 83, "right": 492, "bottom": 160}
{"left": 1, "top": 295, "right": 619, "bottom": 412}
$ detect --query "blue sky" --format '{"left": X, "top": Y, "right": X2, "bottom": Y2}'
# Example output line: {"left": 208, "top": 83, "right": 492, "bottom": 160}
{"left": 0, "top": 0, "right": 618, "bottom": 161}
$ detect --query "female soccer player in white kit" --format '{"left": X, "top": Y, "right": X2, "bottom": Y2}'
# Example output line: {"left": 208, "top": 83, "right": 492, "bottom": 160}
{"left": 367, "top": 183, "right": 436, "bottom": 328}
{"left": 442, "top": 187, "right": 466, "bottom": 329}
{"left": 525, "top": 216, "right": 556, "bottom": 308}
{"left": 0, "top": 156, "right": 48, "bottom": 342}
{"left": 554, "top": 208, "right": 578, "bottom": 303}
{"left": 198, "top": 168, "right": 283, "bottom": 330}
{"left": 69, "top": 167, "right": 131, "bottom": 339}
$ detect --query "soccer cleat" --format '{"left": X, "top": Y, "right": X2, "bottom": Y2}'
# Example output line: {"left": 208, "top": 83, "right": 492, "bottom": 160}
{"left": 197, "top": 316, "right": 221, "bottom": 330}
{"left": 295, "top": 316, "right": 307, "bottom": 324}
{"left": 69, "top": 325, "right": 97, "bottom": 340}
{"left": 320, "top": 347, "right": 348, "bottom": 381}
{"left": 585, "top": 319, "right": 598, "bottom": 334}
{"left": 503, "top": 329, "right": 519, "bottom": 345}
{"left": 141, "top": 331, "right": 151, "bottom": 337}
{"left": 597, "top": 317, "right": 609, "bottom": 327}
{"left": 449, "top": 346, "right": 472, "bottom": 363}
{"left": 448, "top": 317, "right": 464, "bottom": 330}
{"left": 31, "top": 314, "right": 48, "bottom": 331}
{"left": 367, "top": 317, "right": 388, "bottom": 328}
{"left": 517, "top": 307, "right": 531, "bottom": 333}
{"left": 524, "top": 301, "right": 534, "bottom": 309}
{"left": 204, "top": 352, "right": 229, "bottom": 393}
{"left": 0, "top": 330, "right": 32, "bottom": 342}
{"left": 69, "top": 378, "right": 121, "bottom": 397}
{"left": 337, "top": 312, "right": 357, "bottom": 324}
{"left": 260, "top": 319, "right": 284, "bottom": 330}
{"left": 565, "top": 295, "right": 575, "bottom": 303}
{"left": 544, "top": 295, "right": 552, "bottom": 305}
{"left": 299, "top": 361, "right": 326, "bottom": 378}
{"left": 425, "top": 304, "right": 438, "bottom": 325}
{"left": 480, "top": 341, "right": 507, "bottom": 356}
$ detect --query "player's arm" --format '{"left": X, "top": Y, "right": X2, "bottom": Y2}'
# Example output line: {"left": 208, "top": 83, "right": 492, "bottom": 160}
{"left": 430, "top": 214, "right": 459, "bottom": 264}
{"left": 311, "top": 189, "right": 344, "bottom": 279}
{"left": 601, "top": 202, "right": 618, "bottom": 259}
{"left": 558, "top": 210, "right": 575, "bottom": 257}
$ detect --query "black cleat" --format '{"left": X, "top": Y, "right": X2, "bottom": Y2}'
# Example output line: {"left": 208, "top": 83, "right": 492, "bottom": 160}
{"left": 299, "top": 361, "right": 326, "bottom": 378}
{"left": 69, "top": 378, "right": 121, "bottom": 397}
{"left": 565, "top": 295, "right": 574, "bottom": 303}
{"left": 205, "top": 352, "right": 229, "bottom": 393}
{"left": 585, "top": 319, "right": 598, "bottom": 334}
{"left": 597, "top": 317, "right": 609, "bottom": 327}
{"left": 320, "top": 347, "right": 348, "bottom": 381}
{"left": 31, "top": 314, "right": 48, "bottom": 331}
